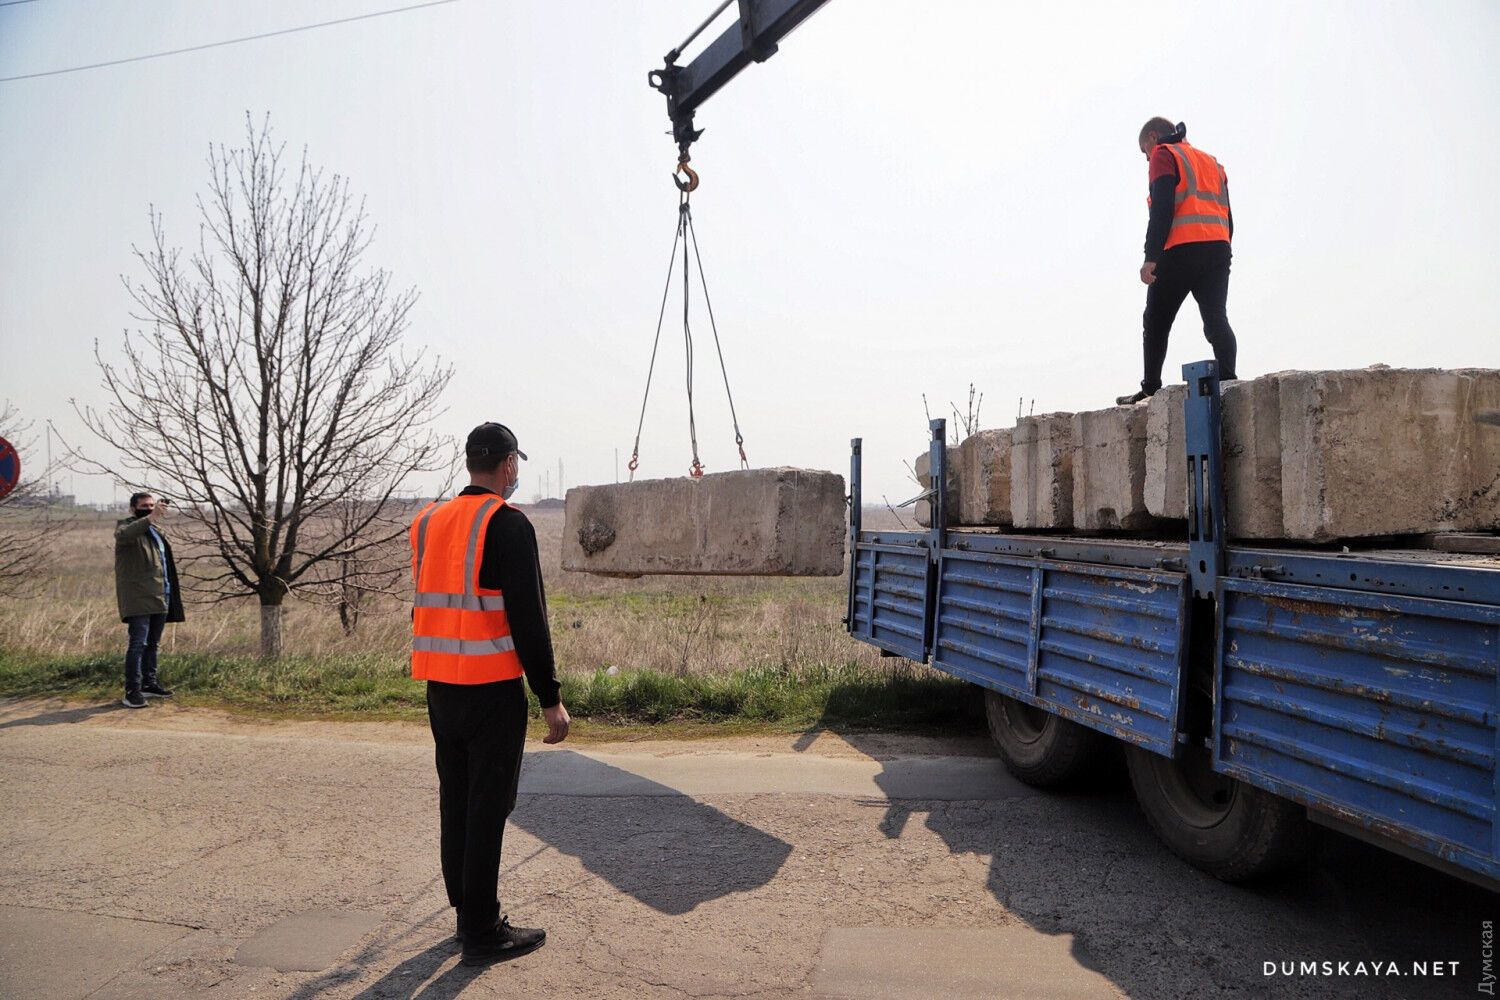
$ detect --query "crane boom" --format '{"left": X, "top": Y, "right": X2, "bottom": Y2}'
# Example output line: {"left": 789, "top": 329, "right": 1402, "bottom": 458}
{"left": 649, "top": 0, "right": 831, "bottom": 162}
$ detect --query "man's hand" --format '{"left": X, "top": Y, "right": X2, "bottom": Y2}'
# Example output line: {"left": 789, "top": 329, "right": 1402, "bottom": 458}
{"left": 542, "top": 703, "right": 571, "bottom": 744}
{"left": 148, "top": 501, "right": 166, "bottom": 523}
{"left": 1140, "top": 262, "right": 1157, "bottom": 286}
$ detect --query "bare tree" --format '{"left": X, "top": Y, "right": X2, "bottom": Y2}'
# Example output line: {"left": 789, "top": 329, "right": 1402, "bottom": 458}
{"left": 319, "top": 494, "right": 412, "bottom": 637}
{"left": 75, "top": 115, "right": 452, "bottom": 657}
{"left": 0, "top": 403, "right": 63, "bottom": 597}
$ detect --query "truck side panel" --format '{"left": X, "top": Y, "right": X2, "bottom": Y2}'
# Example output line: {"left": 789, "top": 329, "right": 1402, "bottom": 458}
{"left": 850, "top": 536, "right": 928, "bottom": 661}
{"left": 1216, "top": 577, "right": 1500, "bottom": 881}
{"left": 933, "top": 547, "right": 1190, "bottom": 756}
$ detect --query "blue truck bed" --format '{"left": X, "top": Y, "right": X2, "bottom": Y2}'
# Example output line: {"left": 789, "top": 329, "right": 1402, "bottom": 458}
{"left": 845, "top": 362, "right": 1500, "bottom": 886}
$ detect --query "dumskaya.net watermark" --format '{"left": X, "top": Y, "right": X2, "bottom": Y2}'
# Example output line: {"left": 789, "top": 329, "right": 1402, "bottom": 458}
{"left": 1266, "top": 920, "right": 1495, "bottom": 992}
{"left": 1262, "top": 960, "right": 1459, "bottom": 978}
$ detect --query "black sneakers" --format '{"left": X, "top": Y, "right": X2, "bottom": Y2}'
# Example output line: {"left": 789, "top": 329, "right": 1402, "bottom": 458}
{"left": 122, "top": 691, "right": 148, "bottom": 709}
{"left": 1116, "top": 389, "right": 1154, "bottom": 406}
{"left": 142, "top": 682, "right": 173, "bottom": 698}
{"left": 460, "top": 917, "right": 546, "bottom": 966}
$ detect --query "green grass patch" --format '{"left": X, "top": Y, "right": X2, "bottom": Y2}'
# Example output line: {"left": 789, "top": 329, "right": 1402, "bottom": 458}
{"left": 0, "top": 649, "right": 983, "bottom": 734}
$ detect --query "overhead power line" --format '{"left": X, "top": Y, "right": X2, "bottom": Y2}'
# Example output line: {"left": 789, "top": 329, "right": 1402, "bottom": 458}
{"left": 0, "top": 1, "right": 47, "bottom": 9}
{"left": 0, "top": 0, "right": 460, "bottom": 83}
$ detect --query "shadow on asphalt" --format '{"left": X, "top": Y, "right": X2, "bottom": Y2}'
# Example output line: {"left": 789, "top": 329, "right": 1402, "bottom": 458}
{"left": 801, "top": 686, "right": 1497, "bottom": 1000}
{"left": 279, "top": 909, "right": 483, "bottom": 1000}
{"left": 507, "top": 750, "right": 793, "bottom": 916}
{"left": 0, "top": 701, "right": 121, "bottom": 730}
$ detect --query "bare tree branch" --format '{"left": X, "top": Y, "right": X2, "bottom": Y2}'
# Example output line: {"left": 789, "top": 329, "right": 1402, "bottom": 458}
{"left": 70, "top": 114, "right": 453, "bottom": 656}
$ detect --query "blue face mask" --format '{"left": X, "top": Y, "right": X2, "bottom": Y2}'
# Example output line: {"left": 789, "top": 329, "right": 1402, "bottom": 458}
{"left": 502, "top": 460, "right": 519, "bottom": 501}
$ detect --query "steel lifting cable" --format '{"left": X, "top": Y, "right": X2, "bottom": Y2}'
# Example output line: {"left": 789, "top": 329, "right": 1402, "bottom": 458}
{"left": 685, "top": 204, "right": 748, "bottom": 469}
{"left": 627, "top": 165, "right": 748, "bottom": 480}
{"left": 681, "top": 195, "right": 704, "bottom": 478}
{"left": 627, "top": 198, "right": 686, "bottom": 480}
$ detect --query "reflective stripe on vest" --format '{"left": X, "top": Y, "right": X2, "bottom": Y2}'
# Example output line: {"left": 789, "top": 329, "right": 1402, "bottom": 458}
{"left": 412, "top": 592, "right": 507, "bottom": 611}
{"left": 409, "top": 494, "right": 524, "bottom": 684}
{"left": 1162, "top": 142, "right": 1231, "bottom": 249}
{"left": 413, "top": 635, "right": 517, "bottom": 656}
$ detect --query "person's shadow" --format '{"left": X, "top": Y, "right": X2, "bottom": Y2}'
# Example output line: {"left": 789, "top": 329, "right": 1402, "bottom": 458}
{"left": 508, "top": 750, "right": 793, "bottom": 915}
{"left": 278, "top": 908, "right": 483, "bottom": 1000}
{"left": 0, "top": 701, "right": 120, "bottom": 730}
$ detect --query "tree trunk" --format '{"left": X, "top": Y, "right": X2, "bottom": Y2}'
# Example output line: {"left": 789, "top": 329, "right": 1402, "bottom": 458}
{"left": 338, "top": 595, "right": 359, "bottom": 636}
{"left": 259, "top": 602, "right": 284, "bottom": 659}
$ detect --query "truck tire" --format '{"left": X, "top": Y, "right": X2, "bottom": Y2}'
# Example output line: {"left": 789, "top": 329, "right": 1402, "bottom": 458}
{"left": 1125, "top": 743, "right": 1308, "bottom": 881}
{"left": 984, "top": 689, "right": 1105, "bottom": 787}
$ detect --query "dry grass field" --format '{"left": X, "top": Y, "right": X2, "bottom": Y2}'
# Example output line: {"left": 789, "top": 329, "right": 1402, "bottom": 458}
{"left": 3, "top": 506, "right": 905, "bottom": 672}
{"left": 0, "top": 503, "right": 973, "bottom": 731}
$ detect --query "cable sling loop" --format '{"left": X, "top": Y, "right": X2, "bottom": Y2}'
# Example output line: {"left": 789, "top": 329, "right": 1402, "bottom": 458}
{"left": 627, "top": 164, "right": 748, "bottom": 480}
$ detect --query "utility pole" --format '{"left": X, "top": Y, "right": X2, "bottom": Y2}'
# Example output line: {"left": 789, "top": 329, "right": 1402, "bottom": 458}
{"left": 559, "top": 459, "right": 564, "bottom": 497}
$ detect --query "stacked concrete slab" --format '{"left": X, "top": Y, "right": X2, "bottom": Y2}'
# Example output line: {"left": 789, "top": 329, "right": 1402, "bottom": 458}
{"left": 1072, "top": 406, "right": 1154, "bottom": 531}
{"left": 1277, "top": 367, "right": 1500, "bottom": 540}
{"left": 959, "top": 429, "right": 1013, "bottom": 526}
{"left": 933, "top": 366, "right": 1497, "bottom": 542}
{"left": 1143, "top": 376, "right": 1285, "bottom": 539}
{"left": 561, "top": 468, "right": 847, "bottom": 576}
{"left": 1010, "top": 413, "right": 1075, "bottom": 530}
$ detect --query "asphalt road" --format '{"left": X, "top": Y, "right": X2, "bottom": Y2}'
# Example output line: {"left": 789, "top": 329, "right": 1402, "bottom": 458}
{"left": 0, "top": 698, "right": 1491, "bottom": 1000}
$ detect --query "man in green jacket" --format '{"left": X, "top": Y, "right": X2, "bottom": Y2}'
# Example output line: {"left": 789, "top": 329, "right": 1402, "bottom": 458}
{"left": 115, "top": 492, "right": 185, "bottom": 709}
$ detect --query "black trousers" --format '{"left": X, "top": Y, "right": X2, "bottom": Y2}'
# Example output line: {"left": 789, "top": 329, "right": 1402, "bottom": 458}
{"left": 1141, "top": 240, "right": 1238, "bottom": 393}
{"left": 426, "top": 678, "right": 528, "bottom": 937}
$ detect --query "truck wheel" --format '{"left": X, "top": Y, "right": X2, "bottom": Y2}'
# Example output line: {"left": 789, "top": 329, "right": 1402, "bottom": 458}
{"left": 1125, "top": 743, "right": 1308, "bottom": 881}
{"left": 984, "top": 689, "right": 1104, "bottom": 787}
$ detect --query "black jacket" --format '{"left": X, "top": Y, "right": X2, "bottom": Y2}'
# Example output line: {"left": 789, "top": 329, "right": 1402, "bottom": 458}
{"left": 457, "top": 486, "right": 562, "bottom": 708}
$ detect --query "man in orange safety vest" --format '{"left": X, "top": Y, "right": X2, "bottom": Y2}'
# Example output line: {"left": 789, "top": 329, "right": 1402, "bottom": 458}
{"left": 410, "top": 421, "right": 570, "bottom": 966}
{"left": 1117, "top": 118, "right": 1239, "bottom": 405}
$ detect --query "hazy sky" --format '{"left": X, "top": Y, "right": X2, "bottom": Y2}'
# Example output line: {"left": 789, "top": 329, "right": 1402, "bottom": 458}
{"left": 2, "top": 0, "right": 1497, "bottom": 506}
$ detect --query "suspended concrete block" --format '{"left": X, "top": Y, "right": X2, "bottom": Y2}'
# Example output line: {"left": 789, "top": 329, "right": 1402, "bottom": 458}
{"left": 1010, "top": 412, "right": 1075, "bottom": 530}
{"left": 561, "top": 468, "right": 847, "bottom": 577}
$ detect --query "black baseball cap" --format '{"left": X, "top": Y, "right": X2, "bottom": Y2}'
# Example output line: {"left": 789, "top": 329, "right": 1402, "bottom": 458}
{"left": 466, "top": 422, "right": 527, "bottom": 461}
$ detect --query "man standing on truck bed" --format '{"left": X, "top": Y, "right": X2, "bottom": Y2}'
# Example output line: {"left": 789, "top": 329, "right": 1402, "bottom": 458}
{"left": 410, "top": 421, "right": 570, "bottom": 966}
{"left": 1117, "top": 118, "right": 1238, "bottom": 405}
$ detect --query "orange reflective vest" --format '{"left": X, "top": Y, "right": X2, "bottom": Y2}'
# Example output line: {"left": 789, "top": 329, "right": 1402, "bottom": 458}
{"left": 1151, "top": 141, "right": 1232, "bottom": 250}
{"left": 409, "top": 494, "right": 524, "bottom": 684}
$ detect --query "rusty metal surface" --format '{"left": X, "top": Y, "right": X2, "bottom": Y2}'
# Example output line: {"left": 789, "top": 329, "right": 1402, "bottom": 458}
{"left": 1216, "top": 576, "right": 1500, "bottom": 881}
{"left": 850, "top": 533, "right": 929, "bottom": 661}
{"left": 931, "top": 548, "right": 1189, "bottom": 755}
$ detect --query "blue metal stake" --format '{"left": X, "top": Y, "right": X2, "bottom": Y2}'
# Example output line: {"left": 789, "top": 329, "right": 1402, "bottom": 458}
{"left": 928, "top": 419, "right": 948, "bottom": 546}
{"left": 846, "top": 437, "right": 862, "bottom": 633}
{"left": 927, "top": 418, "right": 947, "bottom": 660}
{"left": 1182, "top": 360, "right": 1226, "bottom": 600}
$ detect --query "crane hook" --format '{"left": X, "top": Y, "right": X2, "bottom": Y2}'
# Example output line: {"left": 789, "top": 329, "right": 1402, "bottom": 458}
{"left": 673, "top": 160, "right": 699, "bottom": 193}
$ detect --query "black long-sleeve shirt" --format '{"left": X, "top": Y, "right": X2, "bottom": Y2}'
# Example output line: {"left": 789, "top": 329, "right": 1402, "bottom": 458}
{"left": 458, "top": 485, "right": 562, "bottom": 708}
